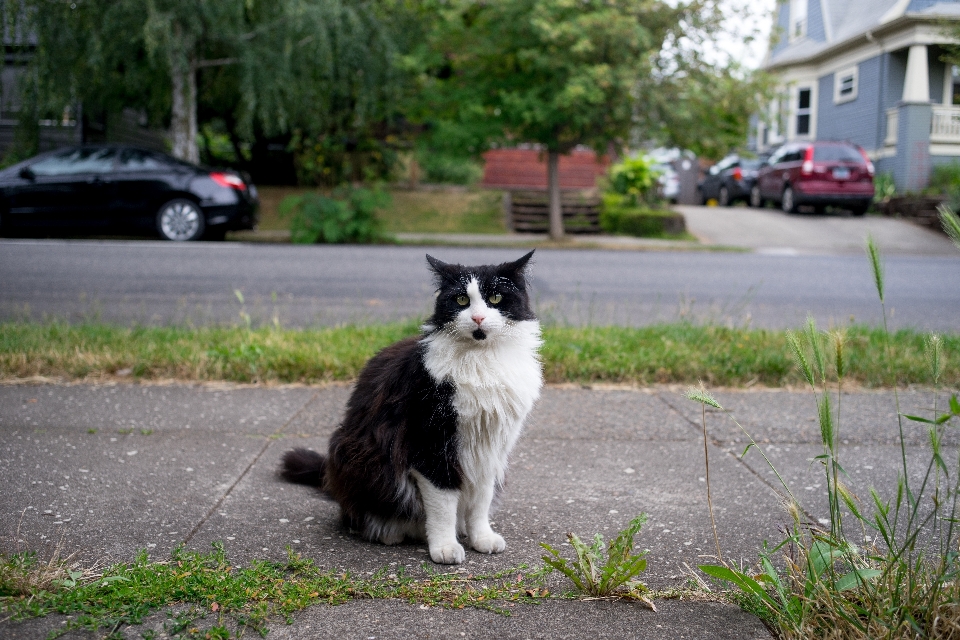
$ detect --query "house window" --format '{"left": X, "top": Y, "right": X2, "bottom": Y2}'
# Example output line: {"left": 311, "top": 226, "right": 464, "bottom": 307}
{"left": 834, "top": 66, "right": 858, "bottom": 104}
{"left": 796, "top": 88, "right": 812, "bottom": 136}
{"left": 790, "top": 0, "right": 807, "bottom": 41}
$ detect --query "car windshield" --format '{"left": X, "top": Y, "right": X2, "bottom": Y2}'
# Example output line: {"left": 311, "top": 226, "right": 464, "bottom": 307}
{"left": 740, "top": 159, "right": 762, "bottom": 170}
{"left": 814, "top": 145, "right": 863, "bottom": 163}
{"left": 30, "top": 148, "right": 117, "bottom": 176}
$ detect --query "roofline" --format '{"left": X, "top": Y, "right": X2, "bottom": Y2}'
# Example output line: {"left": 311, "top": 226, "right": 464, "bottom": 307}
{"left": 763, "top": 12, "right": 960, "bottom": 71}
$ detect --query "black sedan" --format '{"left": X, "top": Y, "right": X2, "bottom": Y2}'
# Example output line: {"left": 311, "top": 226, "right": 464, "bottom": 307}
{"left": 0, "top": 145, "right": 258, "bottom": 241}
{"left": 697, "top": 154, "right": 763, "bottom": 207}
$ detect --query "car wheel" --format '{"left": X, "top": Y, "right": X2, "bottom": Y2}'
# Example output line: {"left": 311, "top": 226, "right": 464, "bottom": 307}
{"left": 781, "top": 186, "right": 798, "bottom": 214}
{"left": 697, "top": 187, "right": 707, "bottom": 206}
{"left": 157, "top": 199, "right": 205, "bottom": 241}
{"left": 718, "top": 186, "right": 731, "bottom": 207}
{"left": 749, "top": 185, "right": 762, "bottom": 208}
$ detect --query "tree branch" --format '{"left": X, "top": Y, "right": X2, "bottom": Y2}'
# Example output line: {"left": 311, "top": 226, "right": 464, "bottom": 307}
{"left": 196, "top": 58, "right": 237, "bottom": 69}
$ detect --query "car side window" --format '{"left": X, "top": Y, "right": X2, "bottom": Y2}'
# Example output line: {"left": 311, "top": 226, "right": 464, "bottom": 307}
{"left": 30, "top": 148, "right": 117, "bottom": 176}
{"left": 116, "top": 149, "right": 165, "bottom": 171}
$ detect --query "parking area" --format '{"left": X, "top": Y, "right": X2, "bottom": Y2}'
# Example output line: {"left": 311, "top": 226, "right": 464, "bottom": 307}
{"left": 677, "top": 204, "right": 958, "bottom": 255}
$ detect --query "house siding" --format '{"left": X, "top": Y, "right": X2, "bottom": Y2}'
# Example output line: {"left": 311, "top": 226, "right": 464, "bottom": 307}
{"left": 771, "top": 5, "right": 791, "bottom": 58}
{"left": 907, "top": 0, "right": 951, "bottom": 10}
{"left": 815, "top": 55, "right": 885, "bottom": 150}
{"left": 807, "top": 0, "right": 827, "bottom": 42}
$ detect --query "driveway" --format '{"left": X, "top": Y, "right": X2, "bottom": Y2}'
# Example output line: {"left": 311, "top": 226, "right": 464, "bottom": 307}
{"left": 677, "top": 204, "right": 958, "bottom": 255}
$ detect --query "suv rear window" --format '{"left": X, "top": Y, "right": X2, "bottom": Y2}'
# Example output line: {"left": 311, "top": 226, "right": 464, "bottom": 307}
{"left": 813, "top": 145, "right": 863, "bottom": 163}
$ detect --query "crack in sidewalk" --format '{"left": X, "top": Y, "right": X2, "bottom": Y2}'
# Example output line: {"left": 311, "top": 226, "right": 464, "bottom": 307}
{"left": 182, "top": 389, "right": 322, "bottom": 545}
{"left": 653, "top": 390, "right": 818, "bottom": 525}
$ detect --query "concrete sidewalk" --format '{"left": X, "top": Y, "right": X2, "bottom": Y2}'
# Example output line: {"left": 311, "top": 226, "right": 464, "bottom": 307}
{"left": 1, "top": 382, "right": 955, "bottom": 638}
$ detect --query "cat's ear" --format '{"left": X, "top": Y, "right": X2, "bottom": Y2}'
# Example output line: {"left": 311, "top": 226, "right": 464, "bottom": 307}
{"left": 497, "top": 250, "right": 535, "bottom": 282}
{"left": 426, "top": 254, "right": 460, "bottom": 287}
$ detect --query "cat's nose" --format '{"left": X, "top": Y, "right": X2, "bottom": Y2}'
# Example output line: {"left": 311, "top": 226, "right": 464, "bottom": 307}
{"left": 471, "top": 314, "right": 485, "bottom": 326}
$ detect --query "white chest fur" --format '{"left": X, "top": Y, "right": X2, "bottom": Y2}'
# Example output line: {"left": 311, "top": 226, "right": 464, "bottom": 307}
{"left": 421, "top": 320, "right": 543, "bottom": 486}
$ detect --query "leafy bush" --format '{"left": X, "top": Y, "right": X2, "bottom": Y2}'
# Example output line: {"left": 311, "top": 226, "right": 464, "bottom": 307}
{"left": 873, "top": 172, "right": 895, "bottom": 206}
{"left": 416, "top": 152, "right": 484, "bottom": 185}
{"left": 600, "top": 193, "right": 685, "bottom": 237}
{"left": 607, "top": 155, "right": 657, "bottom": 206}
{"left": 291, "top": 133, "right": 400, "bottom": 187}
{"left": 279, "top": 185, "right": 390, "bottom": 244}
{"left": 540, "top": 514, "right": 650, "bottom": 598}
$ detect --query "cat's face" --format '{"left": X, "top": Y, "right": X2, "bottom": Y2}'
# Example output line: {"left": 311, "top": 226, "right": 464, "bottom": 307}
{"left": 425, "top": 251, "right": 536, "bottom": 341}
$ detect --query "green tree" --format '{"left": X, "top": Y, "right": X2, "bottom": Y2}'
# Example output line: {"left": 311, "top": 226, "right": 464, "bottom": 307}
{"left": 10, "top": 0, "right": 398, "bottom": 167}
{"left": 414, "top": 0, "right": 719, "bottom": 239}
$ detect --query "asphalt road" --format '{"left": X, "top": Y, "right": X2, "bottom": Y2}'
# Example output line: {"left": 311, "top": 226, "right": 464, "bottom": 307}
{"left": 2, "top": 239, "right": 959, "bottom": 330}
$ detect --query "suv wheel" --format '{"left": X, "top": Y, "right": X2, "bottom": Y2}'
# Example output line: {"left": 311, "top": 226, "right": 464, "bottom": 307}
{"left": 718, "top": 186, "right": 731, "bottom": 207}
{"left": 781, "top": 186, "right": 798, "bottom": 214}
{"left": 749, "top": 185, "right": 762, "bottom": 208}
{"left": 850, "top": 202, "right": 869, "bottom": 217}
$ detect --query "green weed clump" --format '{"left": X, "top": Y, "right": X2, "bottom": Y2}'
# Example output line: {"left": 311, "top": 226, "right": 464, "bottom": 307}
{"left": 1, "top": 543, "right": 548, "bottom": 638}
{"left": 540, "top": 514, "right": 650, "bottom": 600}
{"left": 687, "top": 228, "right": 960, "bottom": 639}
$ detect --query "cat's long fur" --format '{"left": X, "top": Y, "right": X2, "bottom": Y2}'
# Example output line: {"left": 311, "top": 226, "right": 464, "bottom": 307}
{"left": 279, "top": 251, "right": 542, "bottom": 564}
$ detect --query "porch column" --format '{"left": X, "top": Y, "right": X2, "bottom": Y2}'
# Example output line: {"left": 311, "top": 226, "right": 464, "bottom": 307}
{"left": 902, "top": 45, "right": 929, "bottom": 102}
{"left": 893, "top": 45, "right": 932, "bottom": 191}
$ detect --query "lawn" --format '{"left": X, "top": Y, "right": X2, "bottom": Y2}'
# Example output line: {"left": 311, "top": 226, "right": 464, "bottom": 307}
{"left": 2, "top": 321, "right": 956, "bottom": 388}
{"left": 255, "top": 186, "right": 506, "bottom": 235}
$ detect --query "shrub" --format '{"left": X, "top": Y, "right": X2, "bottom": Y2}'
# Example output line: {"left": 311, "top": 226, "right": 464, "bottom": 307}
{"left": 607, "top": 155, "right": 657, "bottom": 207}
{"left": 600, "top": 193, "right": 685, "bottom": 237}
{"left": 279, "top": 185, "right": 390, "bottom": 244}
{"left": 415, "top": 152, "right": 484, "bottom": 185}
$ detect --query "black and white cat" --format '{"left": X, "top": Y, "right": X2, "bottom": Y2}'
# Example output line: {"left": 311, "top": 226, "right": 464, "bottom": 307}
{"left": 279, "top": 251, "right": 542, "bottom": 564}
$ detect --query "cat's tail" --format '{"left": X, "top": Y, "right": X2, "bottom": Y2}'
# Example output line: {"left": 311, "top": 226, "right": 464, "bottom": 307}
{"left": 278, "top": 448, "right": 327, "bottom": 489}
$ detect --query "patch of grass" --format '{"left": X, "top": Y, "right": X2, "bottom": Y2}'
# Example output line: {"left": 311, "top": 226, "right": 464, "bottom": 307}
{"left": 383, "top": 188, "right": 505, "bottom": 234}
{"left": 255, "top": 186, "right": 505, "bottom": 236}
{"left": 1, "top": 543, "right": 549, "bottom": 639}
{"left": 1, "top": 321, "right": 957, "bottom": 387}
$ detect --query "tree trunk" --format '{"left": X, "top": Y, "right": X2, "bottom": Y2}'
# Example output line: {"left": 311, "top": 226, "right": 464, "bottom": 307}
{"left": 547, "top": 150, "right": 563, "bottom": 240}
{"left": 170, "top": 30, "right": 199, "bottom": 163}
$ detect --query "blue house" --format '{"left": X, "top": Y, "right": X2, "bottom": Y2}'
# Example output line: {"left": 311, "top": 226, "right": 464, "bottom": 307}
{"left": 759, "top": 0, "right": 960, "bottom": 191}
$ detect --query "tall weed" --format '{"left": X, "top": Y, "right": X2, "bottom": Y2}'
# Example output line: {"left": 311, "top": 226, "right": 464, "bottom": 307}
{"left": 688, "top": 222, "right": 960, "bottom": 638}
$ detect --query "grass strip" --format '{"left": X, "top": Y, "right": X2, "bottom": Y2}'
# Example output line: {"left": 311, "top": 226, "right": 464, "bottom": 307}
{"left": 1, "top": 543, "right": 550, "bottom": 639}
{"left": 1, "top": 321, "right": 957, "bottom": 387}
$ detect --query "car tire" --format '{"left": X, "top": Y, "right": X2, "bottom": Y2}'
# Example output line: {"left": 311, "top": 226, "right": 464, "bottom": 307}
{"left": 749, "top": 184, "right": 762, "bottom": 208}
{"left": 850, "top": 203, "right": 868, "bottom": 217}
{"left": 781, "top": 186, "right": 798, "bottom": 214}
{"left": 697, "top": 187, "right": 707, "bottom": 206}
{"left": 157, "top": 199, "right": 205, "bottom": 241}
{"left": 718, "top": 186, "right": 731, "bottom": 207}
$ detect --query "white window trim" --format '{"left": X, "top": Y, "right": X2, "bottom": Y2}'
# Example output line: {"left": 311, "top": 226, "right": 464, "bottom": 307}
{"left": 791, "top": 84, "right": 816, "bottom": 140}
{"left": 834, "top": 66, "right": 859, "bottom": 104}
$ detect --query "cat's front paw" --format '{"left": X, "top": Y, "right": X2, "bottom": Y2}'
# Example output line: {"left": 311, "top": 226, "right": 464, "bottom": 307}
{"left": 471, "top": 532, "right": 506, "bottom": 554}
{"left": 429, "top": 541, "right": 466, "bottom": 564}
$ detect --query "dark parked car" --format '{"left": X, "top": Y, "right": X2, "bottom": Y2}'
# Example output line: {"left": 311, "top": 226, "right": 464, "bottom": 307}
{"left": 0, "top": 145, "right": 259, "bottom": 241}
{"left": 698, "top": 154, "right": 763, "bottom": 206}
{"left": 750, "top": 141, "right": 874, "bottom": 215}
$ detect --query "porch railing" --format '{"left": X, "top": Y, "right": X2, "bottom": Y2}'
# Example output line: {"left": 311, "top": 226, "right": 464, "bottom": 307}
{"left": 885, "top": 108, "right": 898, "bottom": 146}
{"left": 931, "top": 105, "right": 960, "bottom": 143}
{"left": 884, "top": 105, "right": 960, "bottom": 146}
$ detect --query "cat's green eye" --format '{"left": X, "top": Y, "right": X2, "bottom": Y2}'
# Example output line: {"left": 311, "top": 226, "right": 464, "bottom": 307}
{"left": 489, "top": 293, "right": 502, "bottom": 304}
{"left": 456, "top": 295, "right": 469, "bottom": 306}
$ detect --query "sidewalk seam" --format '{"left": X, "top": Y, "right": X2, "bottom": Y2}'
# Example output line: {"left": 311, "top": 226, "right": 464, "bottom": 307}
{"left": 182, "top": 389, "right": 322, "bottom": 545}
{"left": 653, "top": 391, "right": 819, "bottom": 524}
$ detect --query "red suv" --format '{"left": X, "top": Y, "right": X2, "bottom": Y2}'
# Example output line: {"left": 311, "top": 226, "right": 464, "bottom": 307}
{"left": 750, "top": 141, "right": 875, "bottom": 215}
